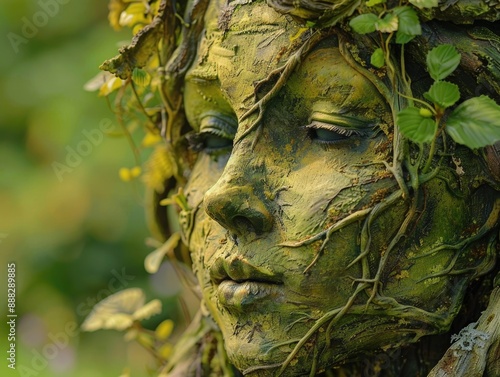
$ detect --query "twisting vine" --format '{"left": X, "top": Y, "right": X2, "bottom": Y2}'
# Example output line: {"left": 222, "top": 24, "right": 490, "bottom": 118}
{"left": 84, "top": 0, "right": 500, "bottom": 375}
{"left": 239, "top": 0, "right": 500, "bottom": 373}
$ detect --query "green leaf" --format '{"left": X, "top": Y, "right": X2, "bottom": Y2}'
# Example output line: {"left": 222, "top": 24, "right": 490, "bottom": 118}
{"left": 366, "top": 0, "right": 385, "bottom": 6}
{"left": 409, "top": 0, "right": 438, "bottom": 9}
{"left": 144, "top": 232, "right": 181, "bottom": 274}
{"left": 397, "top": 107, "right": 436, "bottom": 143}
{"left": 446, "top": 96, "right": 500, "bottom": 149}
{"left": 81, "top": 288, "right": 146, "bottom": 332}
{"left": 393, "top": 6, "right": 421, "bottom": 44}
{"left": 349, "top": 14, "right": 379, "bottom": 34}
{"left": 132, "top": 68, "right": 151, "bottom": 87}
{"left": 100, "top": 3, "right": 167, "bottom": 79}
{"left": 376, "top": 13, "right": 399, "bottom": 33}
{"left": 424, "top": 81, "right": 460, "bottom": 109}
{"left": 132, "top": 299, "right": 162, "bottom": 321}
{"left": 426, "top": 44, "right": 461, "bottom": 81}
{"left": 395, "top": 32, "right": 415, "bottom": 45}
{"left": 371, "top": 48, "right": 385, "bottom": 68}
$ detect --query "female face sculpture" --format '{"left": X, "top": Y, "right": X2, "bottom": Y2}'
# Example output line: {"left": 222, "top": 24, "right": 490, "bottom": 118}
{"left": 175, "top": 0, "right": 499, "bottom": 374}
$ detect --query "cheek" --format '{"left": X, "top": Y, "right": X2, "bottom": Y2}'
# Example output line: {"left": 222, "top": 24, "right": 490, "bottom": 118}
{"left": 278, "top": 163, "right": 353, "bottom": 237}
{"left": 183, "top": 154, "right": 228, "bottom": 272}
{"left": 277, "top": 147, "right": 394, "bottom": 239}
{"left": 184, "top": 154, "right": 229, "bottom": 209}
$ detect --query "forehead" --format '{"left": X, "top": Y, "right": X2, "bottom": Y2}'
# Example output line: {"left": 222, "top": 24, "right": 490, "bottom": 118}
{"left": 187, "top": 0, "right": 301, "bottom": 107}
{"left": 185, "top": 0, "right": 387, "bottom": 125}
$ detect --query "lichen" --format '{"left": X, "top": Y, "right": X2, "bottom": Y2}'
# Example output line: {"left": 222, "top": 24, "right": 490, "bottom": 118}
{"left": 450, "top": 321, "right": 490, "bottom": 351}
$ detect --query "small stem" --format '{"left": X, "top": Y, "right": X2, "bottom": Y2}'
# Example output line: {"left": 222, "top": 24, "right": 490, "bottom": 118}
{"left": 114, "top": 83, "right": 142, "bottom": 167}
{"left": 423, "top": 116, "right": 443, "bottom": 173}
{"left": 130, "top": 81, "right": 158, "bottom": 133}
{"left": 400, "top": 45, "right": 410, "bottom": 94}
{"left": 397, "top": 91, "right": 435, "bottom": 112}
{"left": 384, "top": 33, "right": 396, "bottom": 89}
{"left": 423, "top": 132, "right": 437, "bottom": 174}
{"left": 309, "top": 341, "right": 319, "bottom": 377}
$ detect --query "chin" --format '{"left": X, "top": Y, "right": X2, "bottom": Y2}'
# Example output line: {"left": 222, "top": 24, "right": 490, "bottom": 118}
{"left": 215, "top": 304, "right": 455, "bottom": 376}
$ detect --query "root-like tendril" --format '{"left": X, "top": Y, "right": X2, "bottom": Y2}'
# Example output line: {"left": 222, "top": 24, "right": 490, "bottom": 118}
{"left": 234, "top": 30, "right": 333, "bottom": 146}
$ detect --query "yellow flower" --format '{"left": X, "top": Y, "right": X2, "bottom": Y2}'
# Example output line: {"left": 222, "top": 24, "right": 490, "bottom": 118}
{"left": 141, "top": 131, "right": 162, "bottom": 147}
{"left": 119, "top": 166, "right": 141, "bottom": 182}
{"left": 142, "top": 146, "right": 175, "bottom": 192}
{"left": 119, "top": 167, "right": 132, "bottom": 182}
{"left": 155, "top": 319, "right": 174, "bottom": 340}
{"left": 108, "top": 0, "right": 128, "bottom": 31}
{"left": 130, "top": 166, "right": 142, "bottom": 178}
{"left": 158, "top": 343, "right": 173, "bottom": 359}
{"left": 98, "top": 76, "right": 123, "bottom": 97}
{"left": 119, "top": 3, "right": 148, "bottom": 29}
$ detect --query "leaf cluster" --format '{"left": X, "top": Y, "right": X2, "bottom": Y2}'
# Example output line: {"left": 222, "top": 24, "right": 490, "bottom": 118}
{"left": 349, "top": 1, "right": 500, "bottom": 152}
{"left": 82, "top": 288, "right": 176, "bottom": 371}
{"left": 397, "top": 45, "right": 500, "bottom": 149}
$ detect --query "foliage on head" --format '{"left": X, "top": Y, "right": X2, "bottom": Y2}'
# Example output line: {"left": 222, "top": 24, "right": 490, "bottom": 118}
{"left": 89, "top": 4, "right": 500, "bottom": 309}
{"left": 86, "top": 0, "right": 500, "bottom": 375}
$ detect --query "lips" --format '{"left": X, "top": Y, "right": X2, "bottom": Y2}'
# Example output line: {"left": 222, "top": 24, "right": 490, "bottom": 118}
{"left": 210, "top": 255, "right": 284, "bottom": 310}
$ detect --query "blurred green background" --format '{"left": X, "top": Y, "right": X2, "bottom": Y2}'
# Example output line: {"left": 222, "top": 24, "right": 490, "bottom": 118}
{"left": 1, "top": 1, "right": 187, "bottom": 376}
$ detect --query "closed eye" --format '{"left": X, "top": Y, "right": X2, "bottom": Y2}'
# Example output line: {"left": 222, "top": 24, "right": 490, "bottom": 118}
{"left": 305, "top": 121, "right": 366, "bottom": 145}
{"left": 187, "top": 114, "right": 235, "bottom": 154}
{"left": 202, "top": 131, "right": 233, "bottom": 152}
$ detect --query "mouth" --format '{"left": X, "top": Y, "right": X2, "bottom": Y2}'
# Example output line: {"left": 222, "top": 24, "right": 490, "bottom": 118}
{"left": 217, "top": 280, "right": 283, "bottom": 310}
{"left": 210, "top": 255, "right": 284, "bottom": 310}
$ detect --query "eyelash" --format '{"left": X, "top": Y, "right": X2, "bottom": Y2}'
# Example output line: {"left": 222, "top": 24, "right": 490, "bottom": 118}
{"left": 187, "top": 118, "right": 369, "bottom": 152}
{"left": 187, "top": 115, "right": 236, "bottom": 154}
{"left": 187, "top": 131, "right": 233, "bottom": 154}
{"left": 305, "top": 121, "right": 367, "bottom": 145}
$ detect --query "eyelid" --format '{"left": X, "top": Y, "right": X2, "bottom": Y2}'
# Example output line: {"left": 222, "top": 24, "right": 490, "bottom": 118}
{"left": 305, "top": 121, "right": 365, "bottom": 137}
{"left": 199, "top": 113, "right": 237, "bottom": 139}
{"left": 309, "top": 112, "right": 372, "bottom": 129}
{"left": 187, "top": 113, "right": 236, "bottom": 154}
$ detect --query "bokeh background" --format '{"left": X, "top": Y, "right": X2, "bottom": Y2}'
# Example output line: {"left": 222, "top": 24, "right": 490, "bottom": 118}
{"left": 1, "top": 1, "right": 187, "bottom": 375}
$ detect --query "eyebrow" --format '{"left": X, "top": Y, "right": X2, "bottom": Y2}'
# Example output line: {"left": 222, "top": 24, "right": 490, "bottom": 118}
{"left": 311, "top": 101, "right": 382, "bottom": 123}
{"left": 185, "top": 65, "right": 218, "bottom": 83}
{"left": 185, "top": 44, "right": 236, "bottom": 83}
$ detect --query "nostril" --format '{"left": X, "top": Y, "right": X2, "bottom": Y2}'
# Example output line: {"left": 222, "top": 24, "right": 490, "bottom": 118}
{"left": 204, "top": 186, "right": 273, "bottom": 237}
{"left": 232, "top": 216, "right": 256, "bottom": 234}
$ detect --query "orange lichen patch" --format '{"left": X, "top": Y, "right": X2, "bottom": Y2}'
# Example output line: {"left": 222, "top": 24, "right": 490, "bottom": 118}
{"left": 368, "top": 187, "right": 392, "bottom": 207}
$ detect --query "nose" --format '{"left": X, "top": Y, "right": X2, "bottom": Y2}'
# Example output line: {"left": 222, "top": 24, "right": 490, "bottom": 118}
{"left": 204, "top": 183, "right": 273, "bottom": 237}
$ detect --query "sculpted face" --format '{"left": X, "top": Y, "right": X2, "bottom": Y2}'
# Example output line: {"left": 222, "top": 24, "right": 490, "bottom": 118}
{"left": 180, "top": 0, "right": 496, "bottom": 374}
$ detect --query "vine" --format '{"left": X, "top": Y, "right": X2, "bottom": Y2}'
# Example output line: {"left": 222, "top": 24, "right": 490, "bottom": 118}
{"left": 349, "top": 0, "right": 500, "bottom": 163}
{"left": 84, "top": 0, "right": 500, "bottom": 375}
{"left": 245, "top": 1, "right": 500, "bottom": 374}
